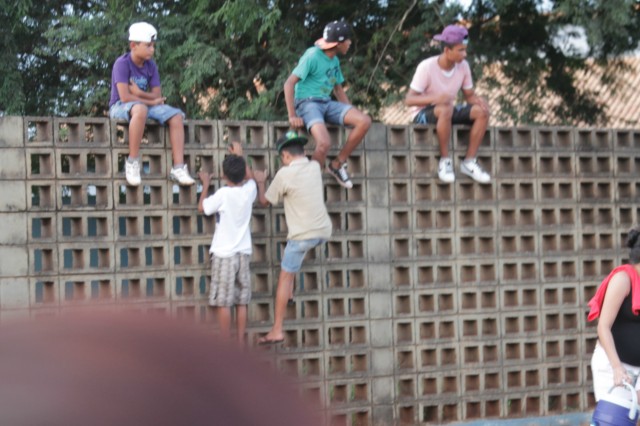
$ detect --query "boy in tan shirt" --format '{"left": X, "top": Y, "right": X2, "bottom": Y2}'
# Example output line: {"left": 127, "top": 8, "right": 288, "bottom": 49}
{"left": 254, "top": 131, "right": 332, "bottom": 344}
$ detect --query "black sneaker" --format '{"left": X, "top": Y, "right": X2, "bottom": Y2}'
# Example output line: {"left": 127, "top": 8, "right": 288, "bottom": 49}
{"left": 326, "top": 162, "right": 353, "bottom": 189}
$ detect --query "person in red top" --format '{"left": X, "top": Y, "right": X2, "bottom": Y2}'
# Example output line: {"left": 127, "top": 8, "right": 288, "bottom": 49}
{"left": 588, "top": 228, "right": 640, "bottom": 401}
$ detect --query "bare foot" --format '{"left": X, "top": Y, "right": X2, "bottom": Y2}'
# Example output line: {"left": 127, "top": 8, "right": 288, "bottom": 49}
{"left": 257, "top": 331, "right": 285, "bottom": 345}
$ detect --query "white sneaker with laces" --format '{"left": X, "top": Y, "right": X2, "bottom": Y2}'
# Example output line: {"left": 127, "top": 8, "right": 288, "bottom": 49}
{"left": 170, "top": 164, "right": 196, "bottom": 186}
{"left": 438, "top": 158, "right": 455, "bottom": 183}
{"left": 125, "top": 159, "right": 141, "bottom": 186}
{"left": 460, "top": 159, "right": 491, "bottom": 184}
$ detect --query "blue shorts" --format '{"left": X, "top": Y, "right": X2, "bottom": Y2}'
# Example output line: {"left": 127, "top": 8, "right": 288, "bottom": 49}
{"left": 281, "top": 238, "right": 326, "bottom": 273}
{"left": 109, "top": 101, "right": 185, "bottom": 125}
{"left": 295, "top": 98, "right": 352, "bottom": 131}
{"left": 414, "top": 104, "right": 473, "bottom": 125}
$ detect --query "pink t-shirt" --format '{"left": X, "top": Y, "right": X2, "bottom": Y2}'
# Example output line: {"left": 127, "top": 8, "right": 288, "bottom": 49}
{"left": 409, "top": 55, "right": 473, "bottom": 119}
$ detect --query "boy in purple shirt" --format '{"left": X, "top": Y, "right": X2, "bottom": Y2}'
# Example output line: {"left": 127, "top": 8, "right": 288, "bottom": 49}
{"left": 109, "top": 22, "right": 194, "bottom": 186}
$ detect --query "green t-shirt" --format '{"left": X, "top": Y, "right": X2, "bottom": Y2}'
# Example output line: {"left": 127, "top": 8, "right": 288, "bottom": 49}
{"left": 292, "top": 46, "right": 345, "bottom": 100}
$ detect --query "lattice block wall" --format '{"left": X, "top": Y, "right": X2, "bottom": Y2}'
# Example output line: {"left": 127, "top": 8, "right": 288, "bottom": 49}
{"left": 3, "top": 116, "right": 640, "bottom": 424}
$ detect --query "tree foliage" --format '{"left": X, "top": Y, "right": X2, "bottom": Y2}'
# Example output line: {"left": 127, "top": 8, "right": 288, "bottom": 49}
{"left": 1, "top": 0, "right": 639, "bottom": 126}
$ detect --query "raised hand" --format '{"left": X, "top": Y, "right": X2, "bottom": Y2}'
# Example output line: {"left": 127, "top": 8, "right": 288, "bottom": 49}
{"left": 228, "top": 141, "right": 243, "bottom": 156}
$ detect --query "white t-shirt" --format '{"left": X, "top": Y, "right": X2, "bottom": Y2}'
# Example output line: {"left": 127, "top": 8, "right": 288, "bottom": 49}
{"left": 409, "top": 55, "right": 474, "bottom": 119}
{"left": 202, "top": 180, "right": 257, "bottom": 257}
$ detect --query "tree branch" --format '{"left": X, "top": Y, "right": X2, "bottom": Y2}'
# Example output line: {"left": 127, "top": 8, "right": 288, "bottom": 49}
{"left": 366, "top": 0, "right": 418, "bottom": 96}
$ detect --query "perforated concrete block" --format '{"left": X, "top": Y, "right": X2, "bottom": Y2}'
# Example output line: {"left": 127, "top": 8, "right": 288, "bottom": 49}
{"left": 387, "top": 126, "right": 410, "bottom": 150}
{"left": 218, "top": 120, "right": 269, "bottom": 149}
{"left": 0, "top": 246, "right": 28, "bottom": 277}
{"left": 0, "top": 181, "right": 26, "bottom": 212}
{"left": 0, "top": 116, "right": 23, "bottom": 147}
{"left": 0, "top": 278, "right": 29, "bottom": 308}
{"left": 535, "top": 127, "right": 574, "bottom": 150}
{"left": 0, "top": 214, "right": 26, "bottom": 244}
{"left": 186, "top": 120, "right": 219, "bottom": 148}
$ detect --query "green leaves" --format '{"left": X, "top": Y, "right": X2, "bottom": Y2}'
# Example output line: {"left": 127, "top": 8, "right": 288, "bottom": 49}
{"left": 3, "top": 0, "right": 640, "bottom": 126}
{"left": 213, "top": 0, "right": 281, "bottom": 41}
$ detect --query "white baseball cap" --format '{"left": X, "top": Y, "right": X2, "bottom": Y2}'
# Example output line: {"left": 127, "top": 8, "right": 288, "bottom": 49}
{"left": 129, "top": 22, "right": 157, "bottom": 43}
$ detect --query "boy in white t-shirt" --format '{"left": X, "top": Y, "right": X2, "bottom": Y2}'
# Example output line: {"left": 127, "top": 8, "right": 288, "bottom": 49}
{"left": 198, "top": 142, "right": 257, "bottom": 345}
{"left": 405, "top": 25, "right": 491, "bottom": 184}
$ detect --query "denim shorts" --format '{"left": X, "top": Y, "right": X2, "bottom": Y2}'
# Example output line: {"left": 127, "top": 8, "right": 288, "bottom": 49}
{"left": 109, "top": 101, "right": 185, "bottom": 125}
{"left": 281, "top": 238, "right": 326, "bottom": 273}
{"left": 295, "top": 98, "right": 352, "bottom": 131}
{"left": 414, "top": 104, "right": 473, "bottom": 125}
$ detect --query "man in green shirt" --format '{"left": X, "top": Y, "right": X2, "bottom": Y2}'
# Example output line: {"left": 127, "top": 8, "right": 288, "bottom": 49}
{"left": 284, "top": 20, "right": 371, "bottom": 189}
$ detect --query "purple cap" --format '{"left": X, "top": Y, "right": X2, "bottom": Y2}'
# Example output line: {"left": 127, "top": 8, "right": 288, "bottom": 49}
{"left": 433, "top": 25, "right": 468, "bottom": 45}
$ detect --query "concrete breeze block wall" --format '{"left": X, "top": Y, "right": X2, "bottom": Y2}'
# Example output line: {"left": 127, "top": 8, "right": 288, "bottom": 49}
{"left": 2, "top": 116, "right": 637, "bottom": 424}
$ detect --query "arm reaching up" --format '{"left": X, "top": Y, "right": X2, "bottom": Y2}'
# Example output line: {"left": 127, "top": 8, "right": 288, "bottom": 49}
{"left": 197, "top": 171, "right": 212, "bottom": 213}
{"left": 252, "top": 169, "right": 270, "bottom": 207}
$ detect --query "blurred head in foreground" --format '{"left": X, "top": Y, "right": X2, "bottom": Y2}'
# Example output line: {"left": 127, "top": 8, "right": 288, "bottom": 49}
{"left": 0, "top": 312, "right": 321, "bottom": 426}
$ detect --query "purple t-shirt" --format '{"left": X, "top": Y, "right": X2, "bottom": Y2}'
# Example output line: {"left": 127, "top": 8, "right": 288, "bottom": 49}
{"left": 109, "top": 53, "right": 161, "bottom": 107}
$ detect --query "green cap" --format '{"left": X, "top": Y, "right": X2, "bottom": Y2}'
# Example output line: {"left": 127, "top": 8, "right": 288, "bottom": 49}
{"left": 275, "top": 130, "right": 308, "bottom": 153}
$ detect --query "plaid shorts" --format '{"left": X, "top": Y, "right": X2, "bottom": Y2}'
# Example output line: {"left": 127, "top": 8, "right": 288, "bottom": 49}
{"left": 209, "top": 253, "right": 251, "bottom": 307}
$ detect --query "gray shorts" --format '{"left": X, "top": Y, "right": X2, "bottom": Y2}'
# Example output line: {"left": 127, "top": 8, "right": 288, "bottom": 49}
{"left": 209, "top": 253, "right": 251, "bottom": 307}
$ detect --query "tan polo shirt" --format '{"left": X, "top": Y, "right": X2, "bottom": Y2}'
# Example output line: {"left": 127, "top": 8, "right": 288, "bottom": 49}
{"left": 265, "top": 157, "right": 332, "bottom": 241}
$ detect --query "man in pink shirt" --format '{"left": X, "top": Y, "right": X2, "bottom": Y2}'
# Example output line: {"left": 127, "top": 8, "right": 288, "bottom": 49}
{"left": 405, "top": 25, "right": 491, "bottom": 184}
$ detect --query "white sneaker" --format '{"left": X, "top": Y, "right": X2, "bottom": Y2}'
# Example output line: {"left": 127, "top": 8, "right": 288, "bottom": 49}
{"left": 438, "top": 158, "right": 455, "bottom": 183}
{"left": 460, "top": 159, "right": 491, "bottom": 184}
{"left": 169, "top": 164, "right": 195, "bottom": 186}
{"left": 125, "top": 159, "right": 141, "bottom": 186}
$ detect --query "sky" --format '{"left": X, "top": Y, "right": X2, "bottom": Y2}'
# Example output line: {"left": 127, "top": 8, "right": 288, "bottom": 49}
{"left": 448, "top": 0, "right": 553, "bottom": 12}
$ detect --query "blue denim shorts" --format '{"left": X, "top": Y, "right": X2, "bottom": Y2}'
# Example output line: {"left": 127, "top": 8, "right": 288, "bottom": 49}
{"left": 295, "top": 98, "right": 352, "bottom": 131}
{"left": 281, "top": 238, "right": 326, "bottom": 273}
{"left": 109, "top": 101, "right": 185, "bottom": 125}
